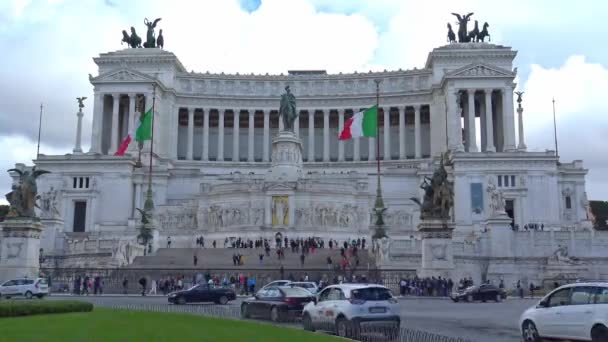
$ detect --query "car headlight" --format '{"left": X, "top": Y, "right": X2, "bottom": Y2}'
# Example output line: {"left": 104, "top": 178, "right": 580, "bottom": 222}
{"left": 169, "top": 294, "right": 176, "bottom": 297}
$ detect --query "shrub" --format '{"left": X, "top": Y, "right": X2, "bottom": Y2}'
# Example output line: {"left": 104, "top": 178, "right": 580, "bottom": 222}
{"left": 0, "top": 300, "right": 93, "bottom": 318}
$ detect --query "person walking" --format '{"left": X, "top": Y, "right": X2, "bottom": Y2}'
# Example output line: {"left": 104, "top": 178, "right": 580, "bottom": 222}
{"left": 139, "top": 277, "right": 147, "bottom": 296}
{"left": 193, "top": 254, "right": 198, "bottom": 266}
{"left": 167, "top": 236, "right": 172, "bottom": 248}
{"left": 122, "top": 277, "right": 128, "bottom": 295}
{"left": 529, "top": 282, "right": 535, "bottom": 298}
{"left": 300, "top": 253, "right": 305, "bottom": 267}
{"left": 326, "top": 256, "right": 332, "bottom": 270}
{"left": 149, "top": 279, "right": 157, "bottom": 295}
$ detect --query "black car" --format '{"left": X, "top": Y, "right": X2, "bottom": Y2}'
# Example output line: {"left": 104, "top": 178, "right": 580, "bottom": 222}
{"left": 451, "top": 284, "right": 507, "bottom": 303}
{"left": 240, "top": 286, "right": 314, "bottom": 322}
{"left": 168, "top": 284, "right": 236, "bottom": 305}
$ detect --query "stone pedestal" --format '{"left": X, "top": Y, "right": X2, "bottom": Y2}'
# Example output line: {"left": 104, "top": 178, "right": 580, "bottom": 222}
{"left": 0, "top": 218, "right": 44, "bottom": 281}
{"left": 418, "top": 219, "right": 455, "bottom": 278}
{"left": 40, "top": 218, "right": 65, "bottom": 254}
{"left": 486, "top": 214, "right": 513, "bottom": 258}
{"left": 265, "top": 131, "right": 303, "bottom": 183}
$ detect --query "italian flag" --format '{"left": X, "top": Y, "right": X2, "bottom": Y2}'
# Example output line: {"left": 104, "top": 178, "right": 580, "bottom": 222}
{"left": 338, "top": 106, "right": 378, "bottom": 140}
{"left": 114, "top": 108, "right": 153, "bottom": 156}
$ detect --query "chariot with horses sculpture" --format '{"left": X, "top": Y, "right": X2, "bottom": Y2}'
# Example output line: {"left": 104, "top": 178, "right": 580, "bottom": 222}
{"left": 447, "top": 12, "right": 491, "bottom": 43}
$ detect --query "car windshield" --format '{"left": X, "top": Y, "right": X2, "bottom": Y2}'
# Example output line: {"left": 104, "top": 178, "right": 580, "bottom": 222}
{"left": 292, "top": 283, "right": 314, "bottom": 288}
{"left": 281, "top": 287, "right": 313, "bottom": 297}
{"left": 351, "top": 287, "right": 393, "bottom": 301}
{"left": 37, "top": 279, "right": 48, "bottom": 285}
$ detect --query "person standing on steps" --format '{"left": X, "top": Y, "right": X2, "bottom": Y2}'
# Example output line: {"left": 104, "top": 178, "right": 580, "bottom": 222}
{"left": 193, "top": 254, "right": 198, "bottom": 266}
{"left": 167, "top": 236, "right": 172, "bottom": 248}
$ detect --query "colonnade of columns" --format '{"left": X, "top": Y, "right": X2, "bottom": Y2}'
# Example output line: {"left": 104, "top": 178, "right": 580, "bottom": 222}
{"left": 176, "top": 105, "right": 428, "bottom": 162}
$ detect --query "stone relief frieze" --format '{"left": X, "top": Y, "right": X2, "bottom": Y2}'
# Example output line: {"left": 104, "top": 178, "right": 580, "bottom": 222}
{"left": 157, "top": 205, "right": 197, "bottom": 230}
{"left": 295, "top": 204, "right": 366, "bottom": 228}
{"left": 382, "top": 209, "right": 414, "bottom": 228}
{"left": 201, "top": 205, "right": 264, "bottom": 229}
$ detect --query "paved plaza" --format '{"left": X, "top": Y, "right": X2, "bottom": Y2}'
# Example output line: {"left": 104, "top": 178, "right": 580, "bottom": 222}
{"left": 48, "top": 295, "right": 537, "bottom": 341}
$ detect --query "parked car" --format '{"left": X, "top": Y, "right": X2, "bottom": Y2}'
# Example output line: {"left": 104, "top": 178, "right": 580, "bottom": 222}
{"left": 519, "top": 282, "right": 608, "bottom": 342}
{"left": 262, "top": 280, "right": 291, "bottom": 289}
{"left": 289, "top": 281, "right": 319, "bottom": 294}
{"left": 302, "top": 284, "right": 400, "bottom": 339}
{"left": 168, "top": 284, "right": 236, "bottom": 305}
{"left": 0, "top": 278, "right": 49, "bottom": 299}
{"left": 451, "top": 284, "right": 506, "bottom": 303}
{"left": 241, "top": 286, "right": 314, "bottom": 322}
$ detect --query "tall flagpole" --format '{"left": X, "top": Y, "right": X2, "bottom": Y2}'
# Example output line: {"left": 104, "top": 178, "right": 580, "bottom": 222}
{"left": 552, "top": 97, "right": 559, "bottom": 162}
{"left": 372, "top": 79, "right": 386, "bottom": 239}
{"left": 36, "top": 103, "right": 43, "bottom": 159}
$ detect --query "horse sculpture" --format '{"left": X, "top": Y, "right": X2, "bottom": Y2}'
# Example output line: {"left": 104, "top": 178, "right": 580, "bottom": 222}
{"left": 468, "top": 20, "right": 480, "bottom": 42}
{"left": 477, "top": 22, "right": 490, "bottom": 42}
{"left": 121, "top": 27, "right": 142, "bottom": 48}
{"left": 447, "top": 23, "right": 456, "bottom": 43}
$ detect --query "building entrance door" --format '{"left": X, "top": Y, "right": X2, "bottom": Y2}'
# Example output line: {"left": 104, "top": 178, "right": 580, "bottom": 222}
{"left": 505, "top": 199, "right": 515, "bottom": 229}
{"left": 73, "top": 201, "right": 87, "bottom": 232}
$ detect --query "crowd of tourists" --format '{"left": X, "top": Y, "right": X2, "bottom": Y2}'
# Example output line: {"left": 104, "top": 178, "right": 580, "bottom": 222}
{"left": 398, "top": 276, "right": 456, "bottom": 297}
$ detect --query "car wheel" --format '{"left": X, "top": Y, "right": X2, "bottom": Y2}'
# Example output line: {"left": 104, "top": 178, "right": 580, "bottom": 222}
{"left": 218, "top": 296, "right": 228, "bottom": 305}
{"left": 25, "top": 291, "right": 33, "bottom": 300}
{"left": 495, "top": 294, "right": 502, "bottom": 302}
{"left": 240, "top": 304, "right": 250, "bottom": 318}
{"left": 36, "top": 294, "right": 44, "bottom": 299}
{"left": 522, "top": 320, "right": 540, "bottom": 342}
{"left": 335, "top": 317, "right": 349, "bottom": 338}
{"left": 466, "top": 294, "right": 473, "bottom": 302}
{"left": 591, "top": 324, "right": 608, "bottom": 342}
{"left": 270, "top": 306, "right": 281, "bottom": 322}
{"left": 302, "top": 313, "right": 315, "bottom": 332}
{"left": 177, "top": 296, "right": 186, "bottom": 305}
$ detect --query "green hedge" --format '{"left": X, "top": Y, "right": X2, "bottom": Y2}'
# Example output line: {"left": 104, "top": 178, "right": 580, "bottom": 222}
{"left": 0, "top": 300, "right": 93, "bottom": 318}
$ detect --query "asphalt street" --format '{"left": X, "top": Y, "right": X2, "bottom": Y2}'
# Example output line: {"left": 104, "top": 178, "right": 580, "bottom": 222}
{"left": 47, "top": 295, "right": 538, "bottom": 341}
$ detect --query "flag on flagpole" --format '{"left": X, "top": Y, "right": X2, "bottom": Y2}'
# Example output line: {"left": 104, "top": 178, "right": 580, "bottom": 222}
{"left": 338, "top": 106, "right": 377, "bottom": 140}
{"left": 114, "top": 107, "right": 153, "bottom": 156}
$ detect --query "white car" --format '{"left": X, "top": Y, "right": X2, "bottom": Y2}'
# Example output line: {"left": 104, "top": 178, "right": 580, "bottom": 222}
{"left": 302, "top": 284, "right": 400, "bottom": 339}
{"left": 262, "top": 280, "right": 291, "bottom": 290}
{"left": 0, "top": 278, "right": 49, "bottom": 299}
{"left": 289, "top": 281, "right": 319, "bottom": 294}
{"left": 519, "top": 282, "right": 608, "bottom": 342}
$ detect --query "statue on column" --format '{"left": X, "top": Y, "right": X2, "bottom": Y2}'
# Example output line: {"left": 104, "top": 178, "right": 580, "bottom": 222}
{"left": 5, "top": 167, "right": 51, "bottom": 218}
{"left": 410, "top": 153, "right": 454, "bottom": 220}
{"left": 451, "top": 12, "right": 474, "bottom": 42}
{"left": 76, "top": 97, "right": 87, "bottom": 110}
{"left": 279, "top": 86, "right": 298, "bottom": 132}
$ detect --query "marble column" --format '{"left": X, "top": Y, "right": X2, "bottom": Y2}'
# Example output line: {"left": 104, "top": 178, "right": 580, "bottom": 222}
{"left": 288, "top": 195, "right": 295, "bottom": 228}
{"left": 414, "top": 105, "right": 422, "bottom": 158}
{"left": 233, "top": 110, "right": 240, "bottom": 162}
{"left": 263, "top": 109, "right": 270, "bottom": 162}
{"left": 308, "top": 110, "right": 315, "bottom": 162}
{"left": 134, "top": 182, "right": 142, "bottom": 212}
{"left": 294, "top": 112, "right": 300, "bottom": 137}
{"left": 353, "top": 111, "right": 360, "bottom": 161}
{"left": 202, "top": 108, "right": 209, "bottom": 161}
{"left": 502, "top": 87, "right": 517, "bottom": 151}
{"left": 126, "top": 94, "right": 137, "bottom": 153}
{"left": 248, "top": 110, "right": 255, "bottom": 162}
{"left": 398, "top": 106, "right": 405, "bottom": 159}
{"left": 73, "top": 108, "right": 84, "bottom": 153}
{"left": 517, "top": 104, "right": 527, "bottom": 151}
{"left": 383, "top": 107, "right": 390, "bottom": 160}
{"left": 484, "top": 89, "right": 496, "bottom": 152}
{"left": 279, "top": 113, "right": 284, "bottom": 131}
{"left": 186, "top": 107, "right": 194, "bottom": 160}
{"left": 323, "top": 109, "right": 330, "bottom": 162}
{"left": 109, "top": 93, "right": 120, "bottom": 154}
{"left": 467, "top": 90, "right": 478, "bottom": 152}
{"left": 338, "top": 109, "right": 345, "bottom": 162}
{"left": 89, "top": 93, "right": 103, "bottom": 154}
{"left": 454, "top": 92, "right": 465, "bottom": 152}
{"left": 264, "top": 196, "right": 272, "bottom": 226}
{"left": 218, "top": 109, "right": 225, "bottom": 161}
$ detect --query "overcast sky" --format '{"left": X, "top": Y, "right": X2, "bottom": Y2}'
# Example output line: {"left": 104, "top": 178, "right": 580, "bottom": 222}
{"left": 0, "top": 0, "right": 607, "bottom": 203}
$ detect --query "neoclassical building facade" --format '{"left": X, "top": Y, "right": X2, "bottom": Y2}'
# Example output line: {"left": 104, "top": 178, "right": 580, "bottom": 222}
{"left": 23, "top": 42, "right": 600, "bottom": 281}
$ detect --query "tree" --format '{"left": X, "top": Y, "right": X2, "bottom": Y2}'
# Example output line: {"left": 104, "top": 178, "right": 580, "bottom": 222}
{"left": 590, "top": 201, "right": 608, "bottom": 230}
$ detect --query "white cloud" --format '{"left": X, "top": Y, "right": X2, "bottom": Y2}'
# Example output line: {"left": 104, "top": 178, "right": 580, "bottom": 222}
{"left": 523, "top": 56, "right": 608, "bottom": 200}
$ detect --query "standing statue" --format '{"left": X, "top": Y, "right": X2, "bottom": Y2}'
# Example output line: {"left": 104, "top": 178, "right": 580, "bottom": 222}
{"left": 451, "top": 12, "right": 474, "bottom": 42}
{"left": 447, "top": 23, "right": 456, "bottom": 43}
{"left": 410, "top": 153, "right": 454, "bottom": 220}
{"left": 486, "top": 178, "right": 506, "bottom": 216}
{"left": 143, "top": 18, "right": 162, "bottom": 48}
{"left": 279, "top": 86, "right": 298, "bottom": 131}
{"left": 5, "top": 167, "right": 51, "bottom": 218}
{"left": 76, "top": 97, "right": 87, "bottom": 110}
{"left": 121, "top": 27, "right": 142, "bottom": 48}
{"left": 515, "top": 91, "right": 524, "bottom": 108}
{"left": 477, "top": 22, "right": 491, "bottom": 42}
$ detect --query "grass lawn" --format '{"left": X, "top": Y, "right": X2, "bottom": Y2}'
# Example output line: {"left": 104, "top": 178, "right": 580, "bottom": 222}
{"left": 0, "top": 307, "right": 341, "bottom": 341}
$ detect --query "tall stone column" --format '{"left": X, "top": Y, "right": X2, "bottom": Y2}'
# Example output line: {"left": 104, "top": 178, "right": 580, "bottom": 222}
{"left": 218, "top": 109, "right": 225, "bottom": 161}
{"left": 484, "top": 89, "right": 496, "bottom": 152}
{"left": 89, "top": 93, "right": 103, "bottom": 154}
{"left": 202, "top": 108, "right": 209, "bottom": 161}
{"left": 354, "top": 110, "right": 360, "bottom": 161}
{"left": 414, "top": 105, "right": 422, "bottom": 158}
{"left": 294, "top": 112, "right": 300, "bottom": 137}
{"left": 233, "top": 110, "right": 240, "bottom": 162}
{"left": 288, "top": 195, "right": 295, "bottom": 228}
{"left": 134, "top": 182, "right": 142, "bottom": 211}
{"left": 248, "top": 110, "right": 255, "bottom": 162}
{"left": 398, "top": 106, "right": 405, "bottom": 159}
{"left": 73, "top": 108, "right": 84, "bottom": 153}
{"left": 502, "top": 87, "right": 517, "bottom": 151}
{"left": 126, "top": 94, "right": 138, "bottom": 153}
{"left": 323, "top": 109, "right": 329, "bottom": 162}
{"left": 308, "top": 110, "right": 315, "bottom": 162}
{"left": 278, "top": 112, "right": 284, "bottom": 131}
{"left": 383, "top": 107, "right": 390, "bottom": 160}
{"left": 263, "top": 109, "right": 270, "bottom": 162}
{"left": 186, "top": 107, "right": 194, "bottom": 160}
{"left": 453, "top": 92, "right": 465, "bottom": 152}
{"left": 109, "top": 93, "right": 120, "bottom": 154}
{"left": 517, "top": 102, "right": 527, "bottom": 151}
{"left": 338, "top": 109, "right": 345, "bottom": 161}
{"left": 467, "top": 90, "right": 478, "bottom": 152}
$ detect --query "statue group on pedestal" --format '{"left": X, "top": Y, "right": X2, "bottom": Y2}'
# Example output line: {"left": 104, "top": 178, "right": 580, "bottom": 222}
{"left": 121, "top": 18, "right": 164, "bottom": 49}
{"left": 411, "top": 153, "right": 454, "bottom": 220}
{"left": 486, "top": 178, "right": 506, "bottom": 217}
{"left": 448, "top": 12, "right": 490, "bottom": 43}
{"left": 5, "top": 167, "right": 50, "bottom": 219}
